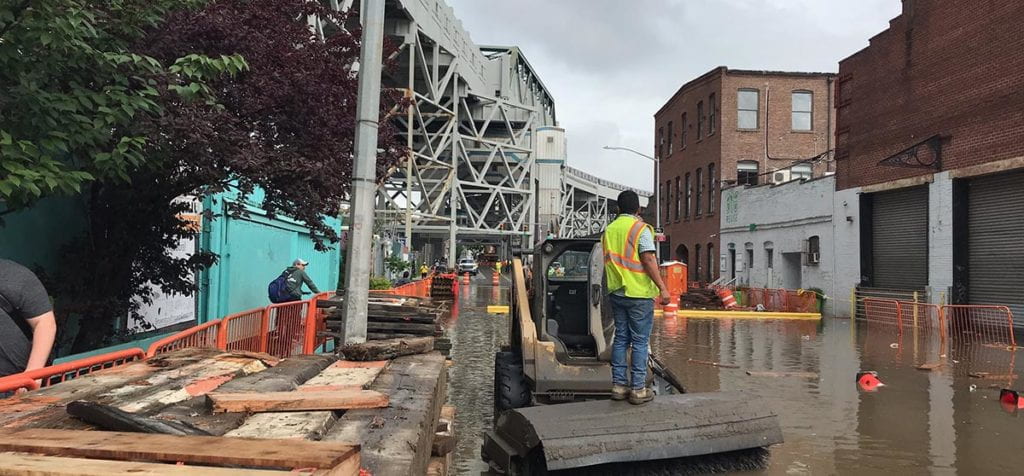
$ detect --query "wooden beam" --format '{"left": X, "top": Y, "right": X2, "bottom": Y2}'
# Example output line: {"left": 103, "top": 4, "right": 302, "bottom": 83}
{"left": 208, "top": 390, "right": 388, "bottom": 413}
{"left": 324, "top": 353, "right": 447, "bottom": 476}
{"left": 0, "top": 453, "right": 313, "bottom": 476}
{"left": 65, "top": 401, "right": 210, "bottom": 436}
{"left": 0, "top": 429, "right": 358, "bottom": 470}
{"left": 340, "top": 337, "right": 435, "bottom": 361}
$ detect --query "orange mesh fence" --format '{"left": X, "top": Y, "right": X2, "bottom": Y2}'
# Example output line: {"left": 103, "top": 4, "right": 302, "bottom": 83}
{"left": 943, "top": 305, "right": 1016, "bottom": 347}
{"left": 266, "top": 301, "right": 308, "bottom": 358}
{"left": 146, "top": 320, "right": 221, "bottom": 357}
{"left": 786, "top": 291, "right": 819, "bottom": 314}
{"left": 374, "top": 276, "right": 433, "bottom": 298}
{"left": 0, "top": 348, "right": 145, "bottom": 394}
{"left": 220, "top": 308, "right": 269, "bottom": 353}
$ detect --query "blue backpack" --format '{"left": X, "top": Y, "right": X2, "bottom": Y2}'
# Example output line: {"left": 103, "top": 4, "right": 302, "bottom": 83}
{"left": 268, "top": 271, "right": 291, "bottom": 303}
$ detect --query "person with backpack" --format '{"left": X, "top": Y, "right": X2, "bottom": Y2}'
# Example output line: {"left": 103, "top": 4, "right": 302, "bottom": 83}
{"left": 0, "top": 259, "right": 58, "bottom": 379}
{"left": 268, "top": 259, "right": 320, "bottom": 303}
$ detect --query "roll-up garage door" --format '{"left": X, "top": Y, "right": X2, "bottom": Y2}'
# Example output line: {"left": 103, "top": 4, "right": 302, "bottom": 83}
{"left": 872, "top": 186, "right": 929, "bottom": 290}
{"left": 967, "top": 171, "right": 1024, "bottom": 325}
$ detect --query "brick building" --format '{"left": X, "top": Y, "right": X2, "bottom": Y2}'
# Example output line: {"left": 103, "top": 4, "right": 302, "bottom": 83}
{"left": 654, "top": 67, "right": 836, "bottom": 282}
{"left": 836, "top": 0, "right": 1024, "bottom": 323}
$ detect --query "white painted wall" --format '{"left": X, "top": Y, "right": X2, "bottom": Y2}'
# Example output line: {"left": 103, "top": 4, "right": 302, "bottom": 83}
{"left": 719, "top": 176, "right": 861, "bottom": 317}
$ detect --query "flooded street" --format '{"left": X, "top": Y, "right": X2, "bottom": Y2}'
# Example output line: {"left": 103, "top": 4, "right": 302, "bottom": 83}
{"left": 447, "top": 274, "right": 1024, "bottom": 475}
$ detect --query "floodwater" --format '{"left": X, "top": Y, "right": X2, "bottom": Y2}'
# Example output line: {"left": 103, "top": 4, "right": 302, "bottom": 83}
{"left": 447, "top": 272, "right": 1024, "bottom": 475}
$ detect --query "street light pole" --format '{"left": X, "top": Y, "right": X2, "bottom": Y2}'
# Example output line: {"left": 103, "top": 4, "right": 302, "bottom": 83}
{"left": 604, "top": 146, "right": 661, "bottom": 262}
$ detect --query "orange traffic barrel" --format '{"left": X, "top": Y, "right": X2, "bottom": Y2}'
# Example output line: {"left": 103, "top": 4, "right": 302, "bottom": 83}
{"left": 463, "top": 273, "right": 470, "bottom": 284}
{"left": 492, "top": 272, "right": 500, "bottom": 285}
{"left": 664, "top": 302, "right": 678, "bottom": 317}
{"left": 717, "top": 288, "right": 738, "bottom": 309}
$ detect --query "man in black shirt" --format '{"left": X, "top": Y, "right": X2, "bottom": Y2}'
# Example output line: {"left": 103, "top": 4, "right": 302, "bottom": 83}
{"left": 0, "top": 259, "right": 57, "bottom": 377}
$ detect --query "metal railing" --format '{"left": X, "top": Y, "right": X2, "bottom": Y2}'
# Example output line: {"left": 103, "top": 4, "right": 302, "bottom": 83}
{"left": 0, "top": 348, "right": 146, "bottom": 394}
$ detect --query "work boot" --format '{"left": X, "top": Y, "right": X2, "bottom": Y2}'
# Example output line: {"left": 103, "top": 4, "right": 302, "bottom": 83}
{"left": 628, "top": 387, "right": 654, "bottom": 405}
{"left": 611, "top": 384, "right": 629, "bottom": 401}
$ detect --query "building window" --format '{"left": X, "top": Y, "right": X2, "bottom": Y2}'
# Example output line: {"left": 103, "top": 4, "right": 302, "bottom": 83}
{"left": 659, "top": 183, "right": 665, "bottom": 222}
{"left": 657, "top": 127, "right": 664, "bottom": 159}
{"left": 708, "top": 93, "right": 716, "bottom": 135}
{"left": 664, "top": 180, "right": 671, "bottom": 224}
{"left": 792, "top": 91, "right": 813, "bottom": 131}
{"left": 667, "top": 121, "right": 673, "bottom": 153}
{"left": 738, "top": 89, "right": 759, "bottom": 129}
{"left": 679, "top": 111, "right": 688, "bottom": 147}
{"left": 697, "top": 101, "right": 704, "bottom": 139}
{"left": 673, "top": 177, "right": 680, "bottom": 222}
{"left": 680, "top": 113, "right": 687, "bottom": 149}
{"left": 807, "top": 235, "right": 821, "bottom": 265}
{"left": 792, "top": 163, "right": 812, "bottom": 180}
{"left": 737, "top": 160, "right": 759, "bottom": 186}
{"left": 707, "top": 163, "right": 716, "bottom": 214}
{"left": 695, "top": 168, "right": 703, "bottom": 217}
{"left": 684, "top": 173, "right": 691, "bottom": 219}
{"left": 707, "top": 243, "right": 714, "bottom": 281}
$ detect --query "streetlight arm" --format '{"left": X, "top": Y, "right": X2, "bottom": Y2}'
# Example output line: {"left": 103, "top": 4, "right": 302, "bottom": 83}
{"left": 603, "top": 145, "right": 657, "bottom": 162}
{"left": 603, "top": 146, "right": 662, "bottom": 262}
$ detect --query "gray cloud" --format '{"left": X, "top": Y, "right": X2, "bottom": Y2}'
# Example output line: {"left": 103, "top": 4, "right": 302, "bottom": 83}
{"left": 448, "top": 0, "right": 901, "bottom": 191}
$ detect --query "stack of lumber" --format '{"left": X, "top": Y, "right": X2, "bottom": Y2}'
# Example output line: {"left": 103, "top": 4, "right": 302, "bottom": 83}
{"left": 0, "top": 347, "right": 450, "bottom": 476}
{"left": 431, "top": 274, "right": 457, "bottom": 298}
{"left": 323, "top": 295, "right": 447, "bottom": 341}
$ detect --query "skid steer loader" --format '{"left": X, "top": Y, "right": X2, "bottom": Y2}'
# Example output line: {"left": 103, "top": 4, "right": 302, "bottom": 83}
{"left": 481, "top": 239, "right": 783, "bottom": 474}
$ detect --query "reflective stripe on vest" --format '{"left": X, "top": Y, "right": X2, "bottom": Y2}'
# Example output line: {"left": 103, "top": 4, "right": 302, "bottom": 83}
{"left": 602, "top": 215, "right": 659, "bottom": 299}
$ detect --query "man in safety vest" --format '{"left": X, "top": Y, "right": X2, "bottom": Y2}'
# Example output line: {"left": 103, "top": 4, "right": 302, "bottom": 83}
{"left": 601, "top": 190, "right": 670, "bottom": 405}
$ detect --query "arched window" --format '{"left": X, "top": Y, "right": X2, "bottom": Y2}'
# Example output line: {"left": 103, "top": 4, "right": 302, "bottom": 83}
{"left": 675, "top": 244, "right": 689, "bottom": 265}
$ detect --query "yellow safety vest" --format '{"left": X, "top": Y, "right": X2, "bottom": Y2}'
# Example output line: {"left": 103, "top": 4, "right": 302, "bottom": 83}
{"left": 601, "top": 215, "right": 659, "bottom": 299}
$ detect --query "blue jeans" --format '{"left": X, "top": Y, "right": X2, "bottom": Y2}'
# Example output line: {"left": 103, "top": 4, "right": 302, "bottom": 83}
{"left": 609, "top": 294, "right": 654, "bottom": 390}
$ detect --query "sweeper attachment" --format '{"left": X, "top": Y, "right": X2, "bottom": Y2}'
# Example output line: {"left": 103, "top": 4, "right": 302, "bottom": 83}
{"left": 481, "top": 239, "right": 783, "bottom": 474}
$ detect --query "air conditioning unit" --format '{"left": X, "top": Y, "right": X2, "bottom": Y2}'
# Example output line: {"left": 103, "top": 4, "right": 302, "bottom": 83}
{"left": 808, "top": 252, "right": 820, "bottom": 265}
{"left": 772, "top": 170, "right": 790, "bottom": 184}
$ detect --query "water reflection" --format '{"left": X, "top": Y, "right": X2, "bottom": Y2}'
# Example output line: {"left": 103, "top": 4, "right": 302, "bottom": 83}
{"left": 652, "top": 316, "right": 1023, "bottom": 475}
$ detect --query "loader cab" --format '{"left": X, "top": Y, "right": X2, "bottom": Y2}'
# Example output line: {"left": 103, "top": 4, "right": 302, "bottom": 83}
{"left": 532, "top": 239, "right": 614, "bottom": 363}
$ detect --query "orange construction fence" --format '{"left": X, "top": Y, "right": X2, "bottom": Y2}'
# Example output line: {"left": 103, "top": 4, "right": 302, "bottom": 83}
{"left": 0, "top": 292, "right": 338, "bottom": 394}
{"left": 736, "top": 287, "right": 819, "bottom": 313}
{"left": 0, "top": 348, "right": 146, "bottom": 394}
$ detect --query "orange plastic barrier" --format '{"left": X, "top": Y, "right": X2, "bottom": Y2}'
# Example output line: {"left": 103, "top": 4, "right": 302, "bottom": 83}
{"left": 146, "top": 320, "right": 222, "bottom": 358}
{"left": 943, "top": 305, "right": 1016, "bottom": 347}
{"left": 0, "top": 348, "right": 145, "bottom": 394}
{"left": 863, "top": 298, "right": 903, "bottom": 327}
{"left": 266, "top": 301, "right": 309, "bottom": 358}
{"left": 220, "top": 308, "right": 269, "bottom": 353}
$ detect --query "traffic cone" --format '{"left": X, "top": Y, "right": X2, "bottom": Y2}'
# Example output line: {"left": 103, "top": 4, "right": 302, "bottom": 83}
{"left": 462, "top": 273, "right": 470, "bottom": 284}
{"left": 857, "top": 371, "right": 884, "bottom": 392}
{"left": 492, "top": 271, "right": 499, "bottom": 285}
{"left": 1000, "top": 389, "right": 1024, "bottom": 412}
{"left": 716, "top": 288, "right": 738, "bottom": 309}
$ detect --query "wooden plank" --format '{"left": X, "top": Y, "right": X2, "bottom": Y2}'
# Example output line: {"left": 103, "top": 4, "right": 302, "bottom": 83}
{"left": 340, "top": 337, "right": 435, "bottom": 361}
{"left": 432, "top": 405, "right": 455, "bottom": 456}
{"left": 366, "top": 322, "right": 438, "bottom": 333}
{"left": 226, "top": 360, "right": 387, "bottom": 440}
{"left": 0, "top": 429, "right": 357, "bottom": 469}
{"left": 0, "top": 349, "right": 230, "bottom": 430}
{"left": 0, "top": 452, "right": 312, "bottom": 476}
{"left": 324, "top": 353, "right": 447, "bottom": 476}
{"left": 208, "top": 390, "right": 388, "bottom": 413}
{"left": 65, "top": 401, "right": 209, "bottom": 436}
{"left": 154, "top": 354, "right": 337, "bottom": 436}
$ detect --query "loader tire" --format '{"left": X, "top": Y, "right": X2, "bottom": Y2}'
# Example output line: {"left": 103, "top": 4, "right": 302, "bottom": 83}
{"left": 494, "top": 351, "right": 530, "bottom": 415}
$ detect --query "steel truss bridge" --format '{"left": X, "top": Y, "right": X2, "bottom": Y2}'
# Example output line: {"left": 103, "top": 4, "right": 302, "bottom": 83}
{"left": 326, "top": 0, "right": 649, "bottom": 261}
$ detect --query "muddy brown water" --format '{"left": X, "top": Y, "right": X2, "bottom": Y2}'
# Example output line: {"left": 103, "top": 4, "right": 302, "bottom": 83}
{"left": 448, "top": 275, "right": 1024, "bottom": 475}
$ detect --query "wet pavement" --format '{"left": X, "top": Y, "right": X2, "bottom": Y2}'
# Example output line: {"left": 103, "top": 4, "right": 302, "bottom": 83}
{"left": 447, "top": 272, "right": 1024, "bottom": 475}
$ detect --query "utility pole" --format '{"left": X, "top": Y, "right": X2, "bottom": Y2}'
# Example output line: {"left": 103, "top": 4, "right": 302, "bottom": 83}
{"left": 342, "top": 0, "right": 386, "bottom": 345}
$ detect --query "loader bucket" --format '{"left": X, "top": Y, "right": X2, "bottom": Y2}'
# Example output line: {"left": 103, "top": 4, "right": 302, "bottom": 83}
{"left": 483, "top": 392, "right": 783, "bottom": 473}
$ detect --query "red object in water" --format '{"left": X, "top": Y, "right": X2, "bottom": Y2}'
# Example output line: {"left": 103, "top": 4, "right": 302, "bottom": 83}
{"left": 857, "top": 371, "right": 884, "bottom": 391}
{"left": 1000, "top": 389, "right": 1023, "bottom": 409}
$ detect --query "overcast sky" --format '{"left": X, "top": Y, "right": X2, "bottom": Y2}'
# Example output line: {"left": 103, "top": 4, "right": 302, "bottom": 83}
{"left": 446, "top": 0, "right": 902, "bottom": 192}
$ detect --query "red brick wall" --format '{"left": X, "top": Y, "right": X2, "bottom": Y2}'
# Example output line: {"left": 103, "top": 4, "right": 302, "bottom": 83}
{"left": 655, "top": 68, "right": 835, "bottom": 280}
{"left": 836, "top": 0, "right": 1024, "bottom": 190}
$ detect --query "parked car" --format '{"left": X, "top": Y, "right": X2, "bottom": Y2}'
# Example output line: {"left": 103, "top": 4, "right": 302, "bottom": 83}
{"left": 459, "top": 258, "right": 479, "bottom": 276}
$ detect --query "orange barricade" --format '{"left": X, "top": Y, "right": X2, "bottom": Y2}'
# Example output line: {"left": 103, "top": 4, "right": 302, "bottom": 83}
{"left": 146, "top": 320, "right": 222, "bottom": 357}
{"left": 862, "top": 298, "right": 902, "bottom": 327}
{"left": 220, "top": 308, "right": 269, "bottom": 354}
{"left": 943, "top": 305, "right": 1016, "bottom": 347}
{"left": 0, "top": 348, "right": 145, "bottom": 394}
{"left": 266, "top": 301, "right": 309, "bottom": 358}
